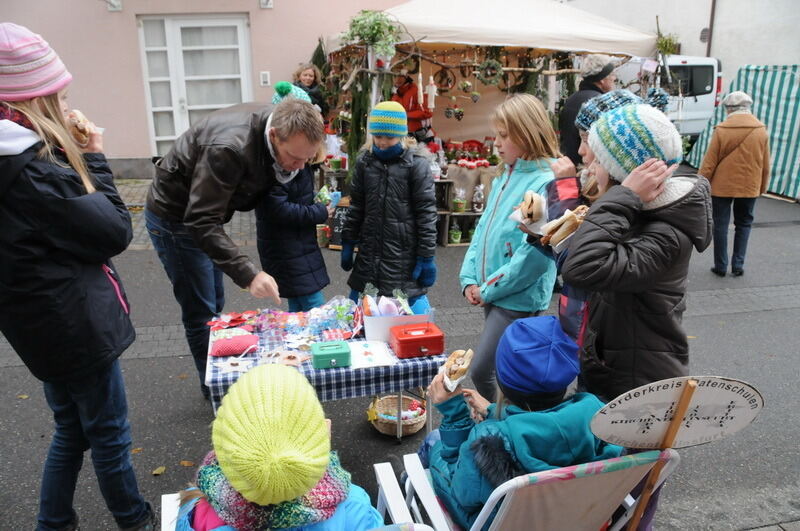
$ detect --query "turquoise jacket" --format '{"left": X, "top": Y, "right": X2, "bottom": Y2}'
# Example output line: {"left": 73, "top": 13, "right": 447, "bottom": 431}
{"left": 429, "top": 393, "right": 623, "bottom": 530}
{"left": 176, "top": 485, "right": 383, "bottom": 531}
{"left": 459, "top": 158, "right": 557, "bottom": 312}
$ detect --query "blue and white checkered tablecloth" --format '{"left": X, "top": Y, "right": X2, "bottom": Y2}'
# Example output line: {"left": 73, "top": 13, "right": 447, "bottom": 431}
{"left": 206, "top": 348, "right": 446, "bottom": 413}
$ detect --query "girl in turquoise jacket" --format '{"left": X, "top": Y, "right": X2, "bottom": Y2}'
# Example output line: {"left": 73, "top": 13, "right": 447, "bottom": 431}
{"left": 426, "top": 317, "right": 622, "bottom": 530}
{"left": 460, "top": 94, "right": 559, "bottom": 401}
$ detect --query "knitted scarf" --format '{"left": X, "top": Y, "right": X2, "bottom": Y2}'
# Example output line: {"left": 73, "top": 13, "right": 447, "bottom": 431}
{"left": 0, "top": 104, "right": 35, "bottom": 131}
{"left": 196, "top": 450, "right": 351, "bottom": 530}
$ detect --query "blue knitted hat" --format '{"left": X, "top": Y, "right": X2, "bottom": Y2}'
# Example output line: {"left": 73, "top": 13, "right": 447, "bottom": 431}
{"left": 272, "top": 81, "right": 311, "bottom": 104}
{"left": 575, "top": 89, "right": 643, "bottom": 132}
{"left": 495, "top": 316, "right": 579, "bottom": 394}
{"left": 646, "top": 87, "right": 670, "bottom": 113}
{"left": 588, "top": 103, "right": 682, "bottom": 182}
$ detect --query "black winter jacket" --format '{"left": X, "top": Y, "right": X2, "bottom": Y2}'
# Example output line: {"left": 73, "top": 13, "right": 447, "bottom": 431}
{"left": 295, "top": 82, "right": 329, "bottom": 118}
{"left": 561, "top": 176, "right": 712, "bottom": 400}
{"left": 0, "top": 144, "right": 135, "bottom": 382}
{"left": 342, "top": 146, "right": 437, "bottom": 298}
{"left": 558, "top": 80, "right": 602, "bottom": 165}
{"left": 255, "top": 168, "right": 330, "bottom": 298}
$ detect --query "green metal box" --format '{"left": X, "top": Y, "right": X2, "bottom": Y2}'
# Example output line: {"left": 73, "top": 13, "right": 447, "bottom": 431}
{"left": 310, "top": 341, "right": 351, "bottom": 369}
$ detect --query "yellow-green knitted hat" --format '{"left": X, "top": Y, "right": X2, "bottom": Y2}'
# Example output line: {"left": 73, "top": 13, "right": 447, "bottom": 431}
{"left": 212, "top": 364, "right": 330, "bottom": 505}
{"left": 368, "top": 100, "right": 407, "bottom": 137}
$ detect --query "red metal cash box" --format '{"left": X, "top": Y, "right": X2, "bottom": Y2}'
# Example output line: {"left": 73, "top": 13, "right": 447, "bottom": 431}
{"left": 389, "top": 322, "right": 445, "bottom": 359}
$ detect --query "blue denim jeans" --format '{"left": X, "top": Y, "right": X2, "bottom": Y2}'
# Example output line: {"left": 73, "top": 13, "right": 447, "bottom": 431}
{"left": 288, "top": 290, "right": 326, "bottom": 312}
{"left": 38, "top": 360, "right": 149, "bottom": 530}
{"left": 712, "top": 196, "right": 757, "bottom": 272}
{"left": 145, "top": 209, "right": 224, "bottom": 393}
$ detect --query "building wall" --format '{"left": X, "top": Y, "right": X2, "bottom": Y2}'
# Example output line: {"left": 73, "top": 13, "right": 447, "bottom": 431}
{"left": 3, "top": 0, "right": 401, "bottom": 159}
{"left": 563, "top": 0, "right": 800, "bottom": 84}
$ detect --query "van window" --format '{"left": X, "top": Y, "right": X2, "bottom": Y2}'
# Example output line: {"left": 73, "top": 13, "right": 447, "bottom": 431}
{"left": 665, "top": 65, "right": 714, "bottom": 97}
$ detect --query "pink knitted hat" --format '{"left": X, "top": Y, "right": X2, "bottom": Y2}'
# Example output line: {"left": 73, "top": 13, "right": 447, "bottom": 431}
{"left": 0, "top": 23, "right": 72, "bottom": 102}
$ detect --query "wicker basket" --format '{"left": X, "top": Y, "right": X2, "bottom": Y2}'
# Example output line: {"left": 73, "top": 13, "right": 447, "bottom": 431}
{"left": 369, "top": 395, "right": 426, "bottom": 437}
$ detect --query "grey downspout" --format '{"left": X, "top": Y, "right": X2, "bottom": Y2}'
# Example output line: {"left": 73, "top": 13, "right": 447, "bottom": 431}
{"left": 706, "top": 0, "right": 717, "bottom": 57}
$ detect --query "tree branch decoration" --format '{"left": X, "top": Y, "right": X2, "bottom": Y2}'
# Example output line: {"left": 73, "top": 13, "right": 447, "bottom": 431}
{"left": 340, "top": 10, "right": 401, "bottom": 58}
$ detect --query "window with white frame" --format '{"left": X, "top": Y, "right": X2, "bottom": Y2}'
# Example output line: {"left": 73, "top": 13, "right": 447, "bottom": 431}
{"left": 138, "top": 15, "right": 253, "bottom": 156}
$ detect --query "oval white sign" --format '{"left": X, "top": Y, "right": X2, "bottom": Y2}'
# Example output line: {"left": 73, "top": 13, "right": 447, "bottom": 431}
{"left": 591, "top": 376, "right": 764, "bottom": 449}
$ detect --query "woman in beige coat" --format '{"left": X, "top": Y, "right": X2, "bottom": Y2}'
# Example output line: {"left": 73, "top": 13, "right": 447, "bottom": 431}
{"left": 699, "top": 91, "right": 770, "bottom": 277}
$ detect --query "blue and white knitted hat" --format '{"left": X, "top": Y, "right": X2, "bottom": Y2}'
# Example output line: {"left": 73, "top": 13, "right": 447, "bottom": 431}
{"left": 272, "top": 81, "right": 311, "bottom": 104}
{"left": 575, "top": 89, "right": 643, "bottom": 132}
{"left": 588, "top": 103, "right": 682, "bottom": 182}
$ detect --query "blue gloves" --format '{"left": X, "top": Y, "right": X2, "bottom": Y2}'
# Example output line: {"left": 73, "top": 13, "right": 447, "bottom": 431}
{"left": 341, "top": 241, "right": 357, "bottom": 271}
{"left": 412, "top": 256, "right": 437, "bottom": 287}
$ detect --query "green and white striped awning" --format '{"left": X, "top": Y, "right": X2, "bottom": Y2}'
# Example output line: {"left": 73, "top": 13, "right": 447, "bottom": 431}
{"left": 687, "top": 65, "right": 800, "bottom": 199}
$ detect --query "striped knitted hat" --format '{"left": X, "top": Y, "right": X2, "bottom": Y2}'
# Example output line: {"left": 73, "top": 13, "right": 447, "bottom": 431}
{"left": 368, "top": 101, "right": 407, "bottom": 137}
{"left": 0, "top": 23, "right": 72, "bottom": 102}
{"left": 588, "top": 104, "right": 682, "bottom": 182}
{"left": 212, "top": 364, "right": 330, "bottom": 506}
{"left": 575, "top": 89, "right": 643, "bottom": 132}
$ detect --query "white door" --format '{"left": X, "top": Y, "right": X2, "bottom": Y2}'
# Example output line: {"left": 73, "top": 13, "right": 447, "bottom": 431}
{"left": 139, "top": 15, "right": 253, "bottom": 156}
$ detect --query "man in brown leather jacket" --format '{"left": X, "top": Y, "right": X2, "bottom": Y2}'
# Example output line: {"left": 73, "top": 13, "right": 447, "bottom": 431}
{"left": 144, "top": 98, "right": 324, "bottom": 398}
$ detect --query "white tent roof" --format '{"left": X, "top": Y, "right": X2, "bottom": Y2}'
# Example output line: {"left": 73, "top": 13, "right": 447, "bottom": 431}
{"left": 327, "top": 0, "right": 656, "bottom": 57}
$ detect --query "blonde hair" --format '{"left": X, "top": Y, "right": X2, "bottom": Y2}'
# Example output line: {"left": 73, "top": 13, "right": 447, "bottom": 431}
{"left": 271, "top": 98, "right": 325, "bottom": 145}
{"left": 292, "top": 63, "right": 322, "bottom": 86}
{"left": 491, "top": 94, "right": 560, "bottom": 163}
{"left": 3, "top": 95, "right": 95, "bottom": 193}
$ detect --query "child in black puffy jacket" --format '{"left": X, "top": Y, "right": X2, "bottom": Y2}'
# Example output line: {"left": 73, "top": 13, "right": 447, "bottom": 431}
{"left": 340, "top": 101, "right": 437, "bottom": 313}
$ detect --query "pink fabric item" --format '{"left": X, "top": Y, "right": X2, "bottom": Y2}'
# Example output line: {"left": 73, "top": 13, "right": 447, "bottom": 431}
{"left": 209, "top": 334, "right": 259, "bottom": 357}
{"left": 0, "top": 23, "right": 72, "bottom": 101}
{"left": 192, "top": 498, "right": 228, "bottom": 531}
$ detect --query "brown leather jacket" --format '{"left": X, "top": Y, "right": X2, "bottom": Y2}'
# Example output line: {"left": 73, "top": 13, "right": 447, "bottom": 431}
{"left": 146, "top": 103, "right": 275, "bottom": 288}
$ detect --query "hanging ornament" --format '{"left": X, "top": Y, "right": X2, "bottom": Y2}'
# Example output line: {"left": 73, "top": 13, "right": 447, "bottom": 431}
{"left": 476, "top": 59, "right": 504, "bottom": 86}
{"left": 470, "top": 91, "right": 481, "bottom": 103}
{"left": 459, "top": 80, "right": 473, "bottom": 93}
{"left": 433, "top": 68, "right": 456, "bottom": 93}
{"left": 444, "top": 107, "right": 454, "bottom": 119}
{"left": 454, "top": 108, "right": 464, "bottom": 121}
{"left": 426, "top": 76, "right": 438, "bottom": 109}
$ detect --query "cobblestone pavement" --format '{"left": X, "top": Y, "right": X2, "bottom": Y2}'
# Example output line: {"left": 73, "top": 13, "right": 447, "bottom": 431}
{"left": 122, "top": 179, "right": 257, "bottom": 250}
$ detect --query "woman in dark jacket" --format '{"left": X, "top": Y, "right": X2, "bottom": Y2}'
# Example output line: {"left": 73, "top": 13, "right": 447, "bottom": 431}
{"left": 293, "top": 63, "right": 329, "bottom": 118}
{"left": 0, "top": 23, "right": 153, "bottom": 530}
{"left": 255, "top": 165, "right": 331, "bottom": 311}
{"left": 341, "top": 102, "right": 437, "bottom": 309}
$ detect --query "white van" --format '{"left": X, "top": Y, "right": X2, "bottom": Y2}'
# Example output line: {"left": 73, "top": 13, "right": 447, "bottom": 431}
{"left": 616, "top": 55, "right": 723, "bottom": 139}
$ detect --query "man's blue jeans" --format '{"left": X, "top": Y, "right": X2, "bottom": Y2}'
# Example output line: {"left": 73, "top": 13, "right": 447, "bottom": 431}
{"left": 712, "top": 196, "right": 757, "bottom": 272}
{"left": 145, "top": 209, "right": 224, "bottom": 393}
{"left": 38, "top": 360, "right": 149, "bottom": 530}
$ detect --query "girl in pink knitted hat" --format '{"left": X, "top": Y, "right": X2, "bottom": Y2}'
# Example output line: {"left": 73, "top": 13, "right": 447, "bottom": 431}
{"left": 0, "top": 23, "right": 154, "bottom": 530}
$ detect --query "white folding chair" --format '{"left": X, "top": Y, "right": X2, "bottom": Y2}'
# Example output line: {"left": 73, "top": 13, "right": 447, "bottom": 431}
{"left": 161, "top": 492, "right": 180, "bottom": 531}
{"left": 375, "top": 449, "right": 680, "bottom": 531}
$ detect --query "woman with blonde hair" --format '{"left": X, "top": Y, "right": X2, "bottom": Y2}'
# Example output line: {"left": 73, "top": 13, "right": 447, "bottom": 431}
{"left": 0, "top": 23, "right": 154, "bottom": 529}
{"left": 459, "top": 93, "right": 559, "bottom": 401}
{"left": 293, "top": 63, "right": 328, "bottom": 117}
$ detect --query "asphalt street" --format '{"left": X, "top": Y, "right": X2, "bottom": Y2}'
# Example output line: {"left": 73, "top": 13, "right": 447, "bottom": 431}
{"left": 0, "top": 183, "right": 799, "bottom": 530}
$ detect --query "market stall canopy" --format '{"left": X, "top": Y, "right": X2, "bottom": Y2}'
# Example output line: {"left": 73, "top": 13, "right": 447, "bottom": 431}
{"left": 326, "top": 0, "right": 657, "bottom": 57}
